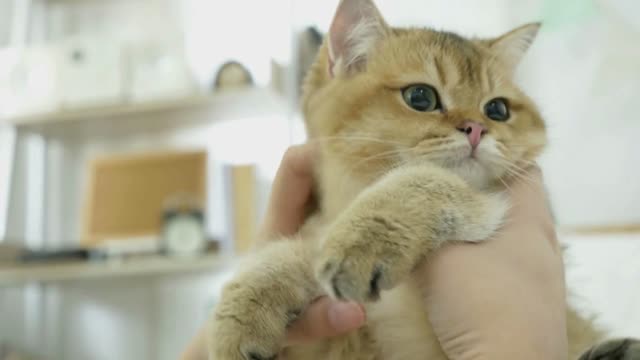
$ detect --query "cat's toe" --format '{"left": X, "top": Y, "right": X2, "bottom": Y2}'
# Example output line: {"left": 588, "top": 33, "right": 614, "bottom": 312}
{"left": 208, "top": 283, "right": 294, "bottom": 360}
{"left": 579, "top": 338, "right": 640, "bottom": 360}
{"left": 209, "top": 315, "right": 283, "bottom": 360}
{"left": 316, "top": 252, "right": 387, "bottom": 302}
{"left": 245, "top": 350, "right": 278, "bottom": 360}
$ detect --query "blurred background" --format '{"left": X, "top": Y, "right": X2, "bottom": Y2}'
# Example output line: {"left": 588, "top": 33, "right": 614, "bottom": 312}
{"left": 0, "top": 0, "right": 639, "bottom": 359}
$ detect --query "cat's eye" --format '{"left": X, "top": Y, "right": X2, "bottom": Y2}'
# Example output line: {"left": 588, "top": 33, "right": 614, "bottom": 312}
{"left": 402, "top": 85, "right": 440, "bottom": 112}
{"left": 484, "top": 98, "right": 510, "bottom": 122}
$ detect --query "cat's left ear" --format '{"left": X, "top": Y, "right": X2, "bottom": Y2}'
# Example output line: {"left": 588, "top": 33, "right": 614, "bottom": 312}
{"left": 487, "top": 22, "right": 541, "bottom": 73}
{"left": 328, "top": 0, "right": 390, "bottom": 77}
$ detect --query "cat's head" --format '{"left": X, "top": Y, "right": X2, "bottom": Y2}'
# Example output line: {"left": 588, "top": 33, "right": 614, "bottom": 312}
{"left": 303, "top": 0, "right": 546, "bottom": 188}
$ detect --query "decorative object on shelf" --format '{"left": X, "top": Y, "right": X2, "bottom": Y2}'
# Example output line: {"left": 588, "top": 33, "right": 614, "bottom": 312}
{"left": 19, "top": 248, "right": 95, "bottom": 263}
{"left": 272, "top": 26, "right": 324, "bottom": 100}
{"left": 1, "top": 244, "right": 103, "bottom": 265}
{"left": 213, "top": 61, "right": 253, "bottom": 91}
{"left": 58, "top": 34, "right": 125, "bottom": 108}
{"left": 161, "top": 193, "right": 207, "bottom": 257}
{"left": 126, "top": 41, "right": 197, "bottom": 102}
{"left": 296, "top": 26, "right": 324, "bottom": 97}
{"left": 270, "top": 59, "right": 288, "bottom": 97}
{"left": 223, "top": 163, "right": 257, "bottom": 254}
{"left": 92, "top": 237, "right": 159, "bottom": 259}
{"left": 82, "top": 149, "right": 207, "bottom": 248}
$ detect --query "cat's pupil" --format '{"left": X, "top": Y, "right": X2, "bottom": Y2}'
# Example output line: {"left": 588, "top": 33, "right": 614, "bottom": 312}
{"left": 402, "top": 85, "right": 439, "bottom": 112}
{"left": 484, "top": 98, "right": 510, "bottom": 121}
{"left": 410, "top": 88, "right": 432, "bottom": 110}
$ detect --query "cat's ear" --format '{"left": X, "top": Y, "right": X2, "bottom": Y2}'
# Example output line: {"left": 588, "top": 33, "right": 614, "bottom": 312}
{"left": 328, "top": 0, "right": 390, "bottom": 77}
{"left": 487, "top": 22, "right": 540, "bottom": 73}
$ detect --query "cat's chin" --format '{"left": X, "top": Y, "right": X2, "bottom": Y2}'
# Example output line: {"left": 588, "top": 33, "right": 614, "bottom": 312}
{"left": 447, "top": 158, "right": 496, "bottom": 189}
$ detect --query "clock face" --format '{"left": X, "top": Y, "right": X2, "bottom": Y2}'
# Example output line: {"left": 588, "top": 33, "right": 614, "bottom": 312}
{"left": 164, "top": 214, "right": 205, "bottom": 256}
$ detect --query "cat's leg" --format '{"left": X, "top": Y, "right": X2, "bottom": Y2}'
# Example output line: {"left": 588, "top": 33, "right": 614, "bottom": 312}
{"left": 316, "top": 163, "right": 508, "bottom": 302}
{"left": 566, "top": 303, "right": 640, "bottom": 359}
{"left": 578, "top": 339, "right": 640, "bottom": 360}
{"left": 568, "top": 305, "right": 605, "bottom": 357}
{"left": 208, "top": 240, "right": 320, "bottom": 360}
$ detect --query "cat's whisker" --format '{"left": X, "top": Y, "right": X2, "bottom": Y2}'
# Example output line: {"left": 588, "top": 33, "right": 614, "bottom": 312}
{"left": 503, "top": 158, "right": 537, "bottom": 176}
{"left": 338, "top": 125, "right": 415, "bottom": 146}
{"left": 501, "top": 163, "right": 538, "bottom": 190}
{"left": 313, "top": 135, "right": 405, "bottom": 147}
{"left": 412, "top": 137, "right": 454, "bottom": 148}
{"left": 337, "top": 147, "right": 412, "bottom": 190}
{"left": 483, "top": 155, "right": 538, "bottom": 191}
{"left": 417, "top": 144, "right": 466, "bottom": 156}
{"left": 515, "top": 158, "right": 540, "bottom": 168}
{"left": 498, "top": 176, "right": 514, "bottom": 193}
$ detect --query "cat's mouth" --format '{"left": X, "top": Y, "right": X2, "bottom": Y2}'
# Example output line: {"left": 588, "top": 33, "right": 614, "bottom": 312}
{"left": 408, "top": 134, "right": 504, "bottom": 186}
{"left": 418, "top": 136, "right": 502, "bottom": 187}
{"left": 447, "top": 139, "right": 481, "bottom": 163}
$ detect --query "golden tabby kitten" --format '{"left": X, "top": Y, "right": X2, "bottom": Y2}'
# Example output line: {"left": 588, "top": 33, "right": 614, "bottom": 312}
{"left": 208, "top": 0, "right": 639, "bottom": 359}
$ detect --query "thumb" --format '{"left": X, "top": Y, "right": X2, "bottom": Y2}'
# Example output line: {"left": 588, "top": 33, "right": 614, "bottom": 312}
{"left": 259, "top": 143, "right": 317, "bottom": 240}
{"left": 285, "top": 297, "right": 366, "bottom": 345}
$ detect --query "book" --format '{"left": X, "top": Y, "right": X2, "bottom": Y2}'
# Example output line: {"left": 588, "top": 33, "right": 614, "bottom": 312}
{"left": 223, "top": 163, "right": 257, "bottom": 254}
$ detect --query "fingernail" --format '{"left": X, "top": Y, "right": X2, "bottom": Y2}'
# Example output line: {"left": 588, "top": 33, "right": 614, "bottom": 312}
{"left": 328, "top": 301, "right": 365, "bottom": 332}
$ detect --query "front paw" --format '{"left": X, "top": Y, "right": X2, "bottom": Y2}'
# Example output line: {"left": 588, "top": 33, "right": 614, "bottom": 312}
{"left": 316, "top": 215, "right": 419, "bottom": 303}
{"left": 208, "top": 241, "right": 316, "bottom": 360}
{"left": 209, "top": 280, "right": 293, "bottom": 360}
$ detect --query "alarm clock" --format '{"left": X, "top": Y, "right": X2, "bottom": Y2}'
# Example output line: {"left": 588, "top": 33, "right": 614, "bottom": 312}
{"left": 161, "top": 194, "right": 206, "bottom": 257}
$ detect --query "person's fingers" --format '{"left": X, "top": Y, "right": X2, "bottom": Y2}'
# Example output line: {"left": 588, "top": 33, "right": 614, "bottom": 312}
{"left": 179, "top": 325, "right": 208, "bottom": 360}
{"left": 260, "top": 143, "right": 318, "bottom": 239}
{"left": 285, "top": 297, "right": 366, "bottom": 346}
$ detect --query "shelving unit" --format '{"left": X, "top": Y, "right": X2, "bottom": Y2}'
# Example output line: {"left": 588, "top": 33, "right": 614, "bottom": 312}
{"left": 0, "top": 1, "right": 301, "bottom": 359}
{"left": 0, "top": 253, "right": 229, "bottom": 287}
{"left": 1, "top": 86, "right": 286, "bottom": 128}
{"left": 4, "top": 94, "right": 215, "bottom": 126}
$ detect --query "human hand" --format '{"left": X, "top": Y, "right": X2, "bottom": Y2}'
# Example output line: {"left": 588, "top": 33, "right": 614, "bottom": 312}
{"left": 259, "top": 143, "right": 366, "bottom": 345}
{"left": 179, "top": 144, "right": 365, "bottom": 360}
{"left": 415, "top": 167, "right": 568, "bottom": 360}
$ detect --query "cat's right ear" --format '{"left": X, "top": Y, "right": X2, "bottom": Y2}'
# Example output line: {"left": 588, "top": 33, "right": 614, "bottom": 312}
{"left": 486, "top": 22, "right": 541, "bottom": 74}
{"left": 328, "top": 0, "right": 389, "bottom": 77}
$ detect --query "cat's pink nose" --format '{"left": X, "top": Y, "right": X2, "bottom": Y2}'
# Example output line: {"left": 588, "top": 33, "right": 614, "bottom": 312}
{"left": 456, "top": 121, "right": 487, "bottom": 149}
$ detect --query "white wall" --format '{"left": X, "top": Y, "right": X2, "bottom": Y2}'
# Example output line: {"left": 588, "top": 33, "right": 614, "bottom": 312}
{"left": 521, "top": 6, "right": 640, "bottom": 227}
{"left": 294, "top": 0, "right": 514, "bottom": 36}
{"left": 0, "top": 2, "right": 13, "bottom": 47}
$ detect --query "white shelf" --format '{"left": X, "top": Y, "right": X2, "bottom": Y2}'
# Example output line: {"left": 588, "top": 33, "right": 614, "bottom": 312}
{"left": 5, "top": 95, "right": 213, "bottom": 126}
{"left": 1, "top": 86, "right": 286, "bottom": 128}
{"left": 0, "top": 253, "right": 230, "bottom": 287}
